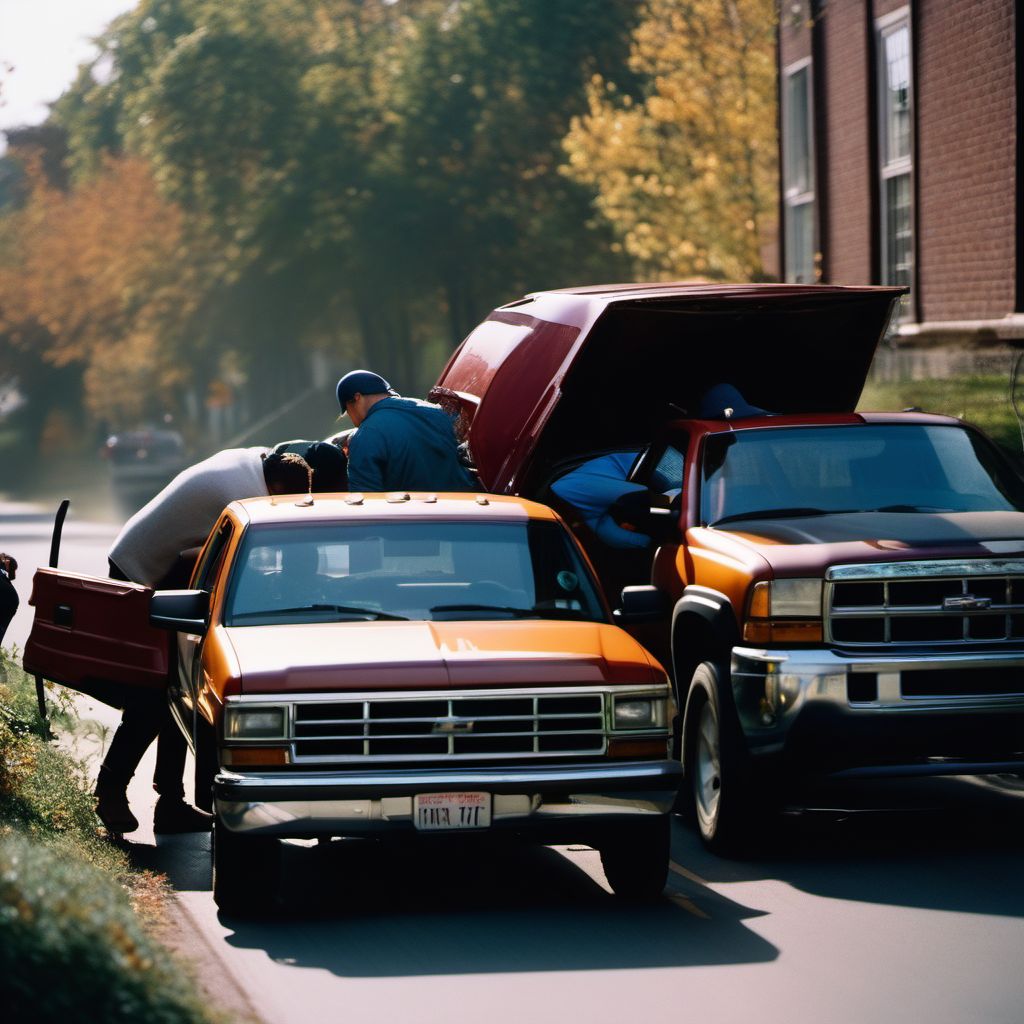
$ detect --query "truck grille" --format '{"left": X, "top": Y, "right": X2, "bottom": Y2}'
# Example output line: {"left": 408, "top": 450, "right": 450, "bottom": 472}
{"left": 826, "top": 560, "right": 1024, "bottom": 647}
{"left": 290, "top": 692, "right": 607, "bottom": 763}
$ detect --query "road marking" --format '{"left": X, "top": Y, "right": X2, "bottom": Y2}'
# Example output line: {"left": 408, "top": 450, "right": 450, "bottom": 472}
{"left": 668, "top": 892, "right": 710, "bottom": 919}
{"left": 669, "top": 860, "right": 709, "bottom": 886}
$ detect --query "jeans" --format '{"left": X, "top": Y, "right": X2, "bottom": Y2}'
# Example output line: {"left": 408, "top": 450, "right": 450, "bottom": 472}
{"left": 103, "top": 556, "right": 193, "bottom": 798}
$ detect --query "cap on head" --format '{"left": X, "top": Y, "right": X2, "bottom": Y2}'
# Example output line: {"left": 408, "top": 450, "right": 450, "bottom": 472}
{"left": 303, "top": 441, "right": 348, "bottom": 492}
{"left": 697, "top": 383, "right": 767, "bottom": 420}
{"left": 336, "top": 370, "right": 395, "bottom": 415}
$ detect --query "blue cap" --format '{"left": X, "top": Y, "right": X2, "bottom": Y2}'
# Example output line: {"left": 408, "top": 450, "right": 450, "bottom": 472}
{"left": 697, "top": 383, "right": 767, "bottom": 419}
{"left": 336, "top": 370, "right": 396, "bottom": 414}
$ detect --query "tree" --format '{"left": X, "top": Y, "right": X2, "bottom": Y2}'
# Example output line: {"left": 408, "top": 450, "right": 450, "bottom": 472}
{"left": 562, "top": 0, "right": 778, "bottom": 282}
{"left": 0, "top": 154, "right": 203, "bottom": 430}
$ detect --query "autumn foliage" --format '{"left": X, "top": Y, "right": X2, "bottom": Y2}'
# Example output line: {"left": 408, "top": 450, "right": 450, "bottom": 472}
{"left": 563, "top": 0, "right": 778, "bottom": 281}
{"left": 0, "top": 0, "right": 778, "bottom": 447}
{"left": 0, "top": 155, "right": 203, "bottom": 427}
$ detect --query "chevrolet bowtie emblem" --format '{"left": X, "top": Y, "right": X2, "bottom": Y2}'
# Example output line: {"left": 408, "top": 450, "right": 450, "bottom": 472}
{"left": 943, "top": 595, "right": 993, "bottom": 611}
{"left": 432, "top": 719, "right": 475, "bottom": 734}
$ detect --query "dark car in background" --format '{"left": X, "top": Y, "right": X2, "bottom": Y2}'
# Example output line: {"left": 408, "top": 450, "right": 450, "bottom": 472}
{"left": 103, "top": 427, "right": 187, "bottom": 514}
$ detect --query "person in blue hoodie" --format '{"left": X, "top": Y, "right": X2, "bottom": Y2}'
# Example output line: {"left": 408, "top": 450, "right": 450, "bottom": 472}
{"left": 336, "top": 370, "right": 477, "bottom": 492}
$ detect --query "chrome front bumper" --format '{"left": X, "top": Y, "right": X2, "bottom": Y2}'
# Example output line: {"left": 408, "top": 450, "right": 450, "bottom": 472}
{"left": 214, "top": 760, "right": 682, "bottom": 837}
{"left": 731, "top": 646, "right": 1024, "bottom": 770}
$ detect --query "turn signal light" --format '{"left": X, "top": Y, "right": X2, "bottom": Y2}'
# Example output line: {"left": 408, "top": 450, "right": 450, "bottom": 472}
{"left": 743, "top": 619, "right": 823, "bottom": 643}
{"left": 744, "top": 580, "right": 823, "bottom": 643}
{"left": 221, "top": 747, "right": 290, "bottom": 767}
{"left": 607, "top": 738, "right": 669, "bottom": 758}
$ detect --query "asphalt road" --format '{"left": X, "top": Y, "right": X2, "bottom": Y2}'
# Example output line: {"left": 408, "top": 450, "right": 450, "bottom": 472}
{"left": 4, "top": 512, "right": 1024, "bottom": 1024}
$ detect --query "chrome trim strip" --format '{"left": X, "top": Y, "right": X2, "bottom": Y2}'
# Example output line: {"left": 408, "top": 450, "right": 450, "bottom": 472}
{"left": 830, "top": 605, "right": 1024, "bottom": 617}
{"left": 827, "top": 559, "right": 1024, "bottom": 581}
{"left": 214, "top": 760, "right": 682, "bottom": 790}
{"left": 733, "top": 645, "right": 1024, "bottom": 673}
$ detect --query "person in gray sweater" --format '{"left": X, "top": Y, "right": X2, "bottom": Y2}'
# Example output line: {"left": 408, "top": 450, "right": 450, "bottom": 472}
{"left": 97, "top": 449, "right": 311, "bottom": 835}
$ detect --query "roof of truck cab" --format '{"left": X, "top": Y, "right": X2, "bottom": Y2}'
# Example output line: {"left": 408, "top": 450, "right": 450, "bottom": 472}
{"left": 227, "top": 493, "right": 559, "bottom": 526}
{"left": 680, "top": 410, "right": 967, "bottom": 434}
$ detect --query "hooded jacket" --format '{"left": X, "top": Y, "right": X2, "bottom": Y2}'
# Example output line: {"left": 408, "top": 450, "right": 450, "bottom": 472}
{"left": 347, "top": 397, "right": 477, "bottom": 492}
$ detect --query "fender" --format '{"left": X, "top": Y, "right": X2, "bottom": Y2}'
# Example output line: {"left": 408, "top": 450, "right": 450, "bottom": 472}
{"left": 671, "top": 586, "right": 742, "bottom": 767}
{"left": 670, "top": 585, "right": 740, "bottom": 674}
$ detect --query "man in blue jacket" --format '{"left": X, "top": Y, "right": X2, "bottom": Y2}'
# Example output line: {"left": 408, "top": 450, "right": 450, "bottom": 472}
{"left": 337, "top": 369, "right": 477, "bottom": 492}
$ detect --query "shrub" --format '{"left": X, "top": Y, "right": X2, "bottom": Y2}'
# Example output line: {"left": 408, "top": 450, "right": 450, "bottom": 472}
{"left": 0, "top": 834, "right": 212, "bottom": 1024}
{"left": 0, "top": 650, "right": 215, "bottom": 1023}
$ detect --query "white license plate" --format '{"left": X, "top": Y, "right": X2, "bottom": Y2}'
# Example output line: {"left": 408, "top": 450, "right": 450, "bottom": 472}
{"left": 414, "top": 792, "right": 491, "bottom": 831}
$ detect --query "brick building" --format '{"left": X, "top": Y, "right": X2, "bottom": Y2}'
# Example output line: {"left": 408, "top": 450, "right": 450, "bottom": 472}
{"left": 778, "top": 0, "right": 1022, "bottom": 348}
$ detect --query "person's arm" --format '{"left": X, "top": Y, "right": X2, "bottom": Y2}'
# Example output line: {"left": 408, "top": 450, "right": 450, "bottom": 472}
{"left": 347, "top": 426, "right": 388, "bottom": 491}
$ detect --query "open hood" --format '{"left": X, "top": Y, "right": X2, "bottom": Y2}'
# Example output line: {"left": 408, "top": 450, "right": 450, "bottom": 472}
{"left": 433, "top": 282, "right": 904, "bottom": 493}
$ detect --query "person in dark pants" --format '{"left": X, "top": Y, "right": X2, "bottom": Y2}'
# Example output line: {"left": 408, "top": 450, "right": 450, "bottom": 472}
{"left": 0, "top": 552, "right": 17, "bottom": 647}
{"left": 99, "top": 552, "right": 203, "bottom": 835}
{"left": 96, "top": 449, "right": 313, "bottom": 835}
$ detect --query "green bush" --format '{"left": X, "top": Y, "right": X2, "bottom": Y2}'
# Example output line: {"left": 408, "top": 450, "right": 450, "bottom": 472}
{"left": 0, "top": 834, "right": 212, "bottom": 1024}
{"left": 0, "top": 650, "right": 215, "bottom": 1024}
{"left": 0, "top": 650, "right": 122, "bottom": 873}
{"left": 859, "top": 375, "right": 1024, "bottom": 456}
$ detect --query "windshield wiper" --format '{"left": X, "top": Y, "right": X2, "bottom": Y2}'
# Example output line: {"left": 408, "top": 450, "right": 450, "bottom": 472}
{"left": 711, "top": 506, "right": 848, "bottom": 526}
{"left": 234, "top": 604, "right": 408, "bottom": 621}
{"left": 429, "top": 603, "right": 586, "bottom": 620}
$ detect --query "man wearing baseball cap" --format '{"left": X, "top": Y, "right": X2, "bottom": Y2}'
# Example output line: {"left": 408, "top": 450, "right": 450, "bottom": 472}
{"left": 336, "top": 369, "right": 476, "bottom": 492}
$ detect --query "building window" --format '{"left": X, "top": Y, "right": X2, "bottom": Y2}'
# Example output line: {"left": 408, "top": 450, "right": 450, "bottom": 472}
{"left": 878, "top": 12, "right": 913, "bottom": 299}
{"left": 783, "top": 60, "right": 815, "bottom": 283}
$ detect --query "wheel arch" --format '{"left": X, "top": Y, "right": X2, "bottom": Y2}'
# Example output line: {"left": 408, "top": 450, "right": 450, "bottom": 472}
{"left": 671, "top": 587, "right": 740, "bottom": 769}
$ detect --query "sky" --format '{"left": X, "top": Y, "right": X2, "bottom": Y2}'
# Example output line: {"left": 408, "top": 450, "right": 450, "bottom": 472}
{"left": 0, "top": 0, "right": 137, "bottom": 147}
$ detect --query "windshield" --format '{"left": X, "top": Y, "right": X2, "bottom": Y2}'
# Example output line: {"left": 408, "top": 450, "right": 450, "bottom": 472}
{"left": 701, "top": 424, "right": 1024, "bottom": 526}
{"left": 225, "top": 520, "right": 606, "bottom": 626}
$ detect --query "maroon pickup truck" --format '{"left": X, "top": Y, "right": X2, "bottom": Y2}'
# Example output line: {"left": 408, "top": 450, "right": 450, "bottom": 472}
{"left": 433, "top": 282, "right": 1024, "bottom": 852}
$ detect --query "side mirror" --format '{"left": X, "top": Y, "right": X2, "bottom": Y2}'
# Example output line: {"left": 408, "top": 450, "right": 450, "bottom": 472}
{"left": 609, "top": 491, "right": 680, "bottom": 543}
{"left": 150, "top": 589, "right": 209, "bottom": 633}
{"left": 613, "top": 585, "right": 669, "bottom": 624}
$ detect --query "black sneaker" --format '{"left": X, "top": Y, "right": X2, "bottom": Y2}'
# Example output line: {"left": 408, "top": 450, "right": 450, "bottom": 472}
{"left": 153, "top": 798, "right": 214, "bottom": 834}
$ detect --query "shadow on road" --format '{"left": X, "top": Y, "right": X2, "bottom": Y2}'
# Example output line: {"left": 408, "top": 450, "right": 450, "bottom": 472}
{"left": 132, "top": 775, "right": 1024, "bottom": 980}
{"left": 674, "top": 774, "right": 1024, "bottom": 919}
{"left": 220, "top": 839, "right": 778, "bottom": 977}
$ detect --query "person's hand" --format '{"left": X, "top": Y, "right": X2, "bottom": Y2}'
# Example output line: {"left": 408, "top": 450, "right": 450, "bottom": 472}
{"left": 0, "top": 553, "right": 16, "bottom": 581}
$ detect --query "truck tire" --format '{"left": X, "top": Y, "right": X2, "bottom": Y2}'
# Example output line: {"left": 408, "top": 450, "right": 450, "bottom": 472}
{"left": 685, "top": 660, "right": 758, "bottom": 856}
{"left": 212, "top": 820, "right": 280, "bottom": 916}
{"left": 598, "top": 816, "right": 670, "bottom": 901}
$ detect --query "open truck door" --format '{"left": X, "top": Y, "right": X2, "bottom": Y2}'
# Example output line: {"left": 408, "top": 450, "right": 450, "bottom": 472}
{"left": 23, "top": 568, "right": 171, "bottom": 705}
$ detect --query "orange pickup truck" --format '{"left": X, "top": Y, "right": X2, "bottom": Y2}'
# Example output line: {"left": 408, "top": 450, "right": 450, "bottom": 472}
{"left": 25, "top": 494, "right": 678, "bottom": 912}
{"left": 434, "top": 281, "right": 1024, "bottom": 852}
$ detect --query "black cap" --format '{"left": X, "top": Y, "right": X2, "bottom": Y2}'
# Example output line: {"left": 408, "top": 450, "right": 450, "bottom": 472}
{"left": 303, "top": 441, "right": 348, "bottom": 492}
{"left": 336, "top": 370, "right": 396, "bottom": 415}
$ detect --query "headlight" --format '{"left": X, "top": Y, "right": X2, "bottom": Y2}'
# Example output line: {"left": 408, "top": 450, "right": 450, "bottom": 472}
{"left": 744, "top": 579, "right": 824, "bottom": 643}
{"left": 612, "top": 696, "right": 668, "bottom": 730}
{"left": 769, "top": 579, "right": 823, "bottom": 617}
{"left": 224, "top": 705, "right": 288, "bottom": 740}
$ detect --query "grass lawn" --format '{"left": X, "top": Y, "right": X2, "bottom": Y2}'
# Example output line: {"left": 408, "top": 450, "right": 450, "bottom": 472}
{"left": 859, "top": 374, "right": 1024, "bottom": 457}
